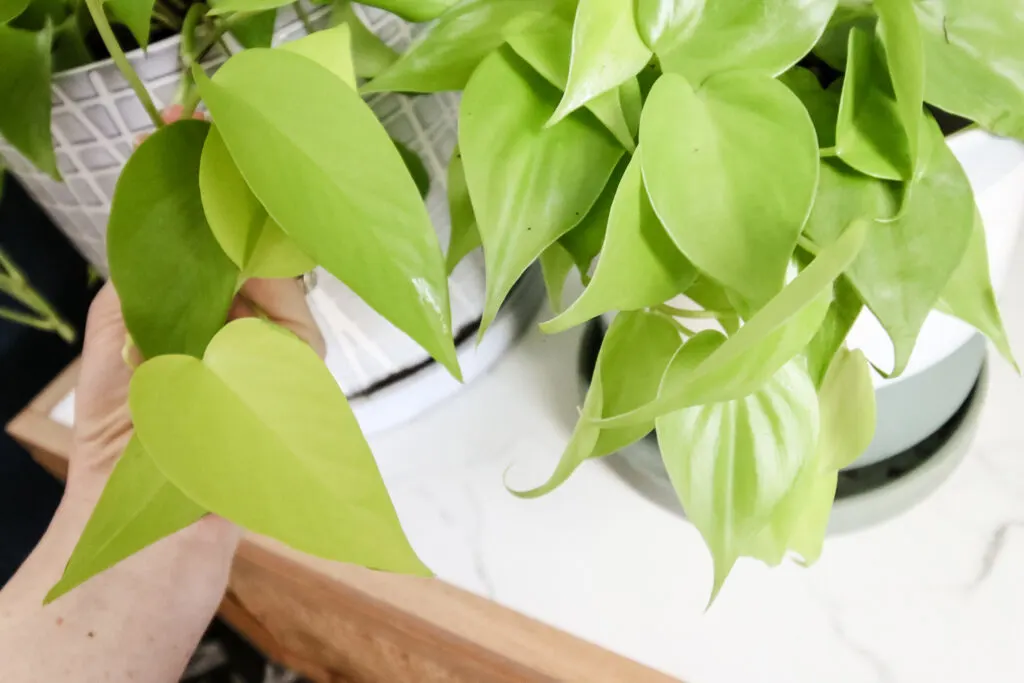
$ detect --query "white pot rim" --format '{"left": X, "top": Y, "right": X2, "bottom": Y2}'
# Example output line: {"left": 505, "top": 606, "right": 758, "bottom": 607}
{"left": 53, "top": 32, "right": 184, "bottom": 80}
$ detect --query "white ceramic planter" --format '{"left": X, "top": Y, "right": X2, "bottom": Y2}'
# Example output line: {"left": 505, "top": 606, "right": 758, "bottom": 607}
{"left": 0, "top": 5, "right": 540, "bottom": 432}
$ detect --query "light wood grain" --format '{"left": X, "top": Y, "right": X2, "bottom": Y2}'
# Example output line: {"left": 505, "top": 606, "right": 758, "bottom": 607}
{"left": 6, "top": 361, "right": 680, "bottom": 683}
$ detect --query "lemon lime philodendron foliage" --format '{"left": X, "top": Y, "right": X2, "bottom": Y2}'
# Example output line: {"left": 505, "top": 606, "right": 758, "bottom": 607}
{"left": 361, "top": 0, "right": 1021, "bottom": 601}
{"left": 0, "top": 0, "right": 1021, "bottom": 604}
{"left": 1, "top": 0, "right": 470, "bottom": 601}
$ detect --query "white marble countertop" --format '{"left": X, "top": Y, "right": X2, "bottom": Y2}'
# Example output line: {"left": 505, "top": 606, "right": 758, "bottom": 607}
{"left": 48, "top": 242, "right": 1024, "bottom": 682}
{"left": 366, "top": 237, "right": 1024, "bottom": 683}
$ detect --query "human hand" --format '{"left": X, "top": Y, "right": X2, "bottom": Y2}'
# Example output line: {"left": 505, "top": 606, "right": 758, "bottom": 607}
{"left": 70, "top": 279, "right": 326, "bottom": 489}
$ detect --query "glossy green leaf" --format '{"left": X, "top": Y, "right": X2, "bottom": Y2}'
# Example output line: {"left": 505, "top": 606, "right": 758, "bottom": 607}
{"left": 460, "top": 48, "right": 623, "bottom": 333}
{"left": 805, "top": 272, "right": 862, "bottom": 387}
{"left": 505, "top": 13, "right": 636, "bottom": 150}
{"left": 641, "top": 72, "right": 818, "bottom": 310}
{"left": 209, "top": 0, "right": 291, "bottom": 17}
{"left": 636, "top": 0, "right": 837, "bottom": 83}
{"left": 599, "top": 219, "right": 868, "bottom": 428}
{"left": 445, "top": 147, "right": 480, "bottom": 274}
{"left": 195, "top": 49, "right": 460, "bottom": 378}
{"left": 131, "top": 318, "right": 430, "bottom": 575}
{"left": 393, "top": 141, "right": 431, "bottom": 198}
{"left": 550, "top": 0, "right": 651, "bottom": 128}
{"left": 938, "top": 209, "right": 1018, "bottom": 372}
{"left": 835, "top": 26, "right": 913, "bottom": 180}
{"left": 108, "top": 0, "right": 156, "bottom": 48}
{"left": 199, "top": 126, "right": 315, "bottom": 279}
{"left": 0, "top": 0, "right": 31, "bottom": 24}
{"left": 46, "top": 437, "right": 205, "bottom": 603}
{"left": 363, "top": 0, "right": 558, "bottom": 93}
{"left": 281, "top": 22, "right": 357, "bottom": 87}
{"left": 539, "top": 241, "right": 575, "bottom": 312}
{"left": 746, "top": 468, "right": 836, "bottom": 567}
{"left": 229, "top": 9, "right": 277, "bottom": 49}
{"left": 329, "top": 1, "right": 398, "bottom": 79}
{"left": 818, "top": 346, "right": 877, "bottom": 471}
{"left": 779, "top": 67, "right": 840, "bottom": 148}
{"left": 0, "top": 24, "right": 58, "bottom": 178}
{"left": 876, "top": 0, "right": 924, "bottom": 169}
{"left": 557, "top": 158, "right": 627, "bottom": 279}
{"left": 541, "top": 152, "right": 696, "bottom": 334}
{"left": 657, "top": 358, "right": 819, "bottom": 600}
{"left": 805, "top": 118, "right": 975, "bottom": 376}
{"left": 109, "top": 120, "right": 238, "bottom": 359}
{"left": 915, "top": 0, "right": 1024, "bottom": 139}
{"left": 512, "top": 310, "right": 681, "bottom": 498}
{"left": 361, "top": 0, "right": 457, "bottom": 22}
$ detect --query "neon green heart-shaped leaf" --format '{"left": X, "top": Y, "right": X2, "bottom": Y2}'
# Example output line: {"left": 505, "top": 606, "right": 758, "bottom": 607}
{"left": 818, "top": 346, "right": 877, "bottom": 472}
{"left": 512, "top": 310, "right": 682, "bottom": 498}
{"left": 505, "top": 13, "right": 636, "bottom": 150}
{"left": 46, "top": 437, "right": 205, "bottom": 603}
{"left": 445, "top": 147, "right": 480, "bottom": 274}
{"left": 938, "top": 209, "right": 1018, "bottom": 372}
{"left": 641, "top": 71, "right": 818, "bottom": 310}
{"left": 805, "top": 117, "right": 974, "bottom": 376}
{"left": 108, "top": 0, "right": 156, "bottom": 48}
{"left": 599, "top": 219, "right": 869, "bottom": 428}
{"left": 280, "top": 22, "right": 357, "bottom": 87}
{"left": 749, "top": 345, "right": 876, "bottom": 566}
{"left": 363, "top": 0, "right": 558, "bottom": 94}
{"left": 836, "top": 4, "right": 924, "bottom": 182}
{"left": 208, "top": 0, "right": 290, "bottom": 16}
{"left": 130, "top": 318, "right": 430, "bottom": 576}
{"left": 915, "top": 0, "right": 1024, "bottom": 139}
{"left": 460, "top": 47, "right": 623, "bottom": 333}
{"left": 0, "top": 24, "right": 58, "bottom": 178}
{"left": 229, "top": 9, "right": 277, "bottom": 49}
{"left": 779, "top": 67, "right": 840, "bottom": 148}
{"left": 108, "top": 120, "right": 238, "bottom": 359}
{"left": 361, "top": 0, "right": 457, "bottom": 22}
{"left": 329, "top": 1, "right": 398, "bottom": 79}
{"left": 538, "top": 241, "right": 576, "bottom": 313}
{"left": 541, "top": 152, "right": 696, "bottom": 334}
{"left": 805, "top": 271, "right": 863, "bottom": 388}
{"left": 657, "top": 357, "right": 819, "bottom": 601}
{"left": 636, "top": 0, "right": 837, "bottom": 83}
{"left": 549, "top": 0, "right": 652, "bottom": 128}
{"left": 195, "top": 49, "right": 459, "bottom": 378}
{"left": 200, "top": 125, "right": 316, "bottom": 279}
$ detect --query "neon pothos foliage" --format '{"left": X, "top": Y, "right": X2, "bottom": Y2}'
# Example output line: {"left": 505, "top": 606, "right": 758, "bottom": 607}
{"left": 361, "top": 0, "right": 1020, "bottom": 601}
{"left": 1, "top": 0, "right": 1021, "bottom": 605}
{"left": 0, "top": 2, "right": 463, "bottom": 600}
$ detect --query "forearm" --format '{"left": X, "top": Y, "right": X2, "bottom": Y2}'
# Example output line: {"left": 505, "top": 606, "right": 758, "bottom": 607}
{"left": 0, "top": 463, "right": 240, "bottom": 683}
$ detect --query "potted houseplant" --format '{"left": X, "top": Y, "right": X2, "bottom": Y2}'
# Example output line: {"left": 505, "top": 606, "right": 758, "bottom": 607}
{"left": 359, "top": 0, "right": 1022, "bottom": 600}
{"left": 0, "top": 0, "right": 540, "bottom": 437}
{"left": 3, "top": 0, "right": 1022, "bottom": 605}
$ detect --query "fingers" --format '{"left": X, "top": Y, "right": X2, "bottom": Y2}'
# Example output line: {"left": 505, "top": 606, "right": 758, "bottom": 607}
{"left": 135, "top": 106, "right": 206, "bottom": 146}
{"left": 231, "top": 278, "right": 326, "bottom": 359}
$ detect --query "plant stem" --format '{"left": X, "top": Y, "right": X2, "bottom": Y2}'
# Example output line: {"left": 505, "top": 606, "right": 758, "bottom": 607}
{"left": 653, "top": 306, "right": 696, "bottom": 336}
{"left": 83, "top": 0, "right": 164, "bottom": 129}
{"left": 0, "top": 307, "right": 56, "bottom": 331}
{"left": 797, "top": 235, "right": 820, "bottom": 255}
{"left": 819, "top": 146, "right": 837, "bottom": 158}
{"left": 293, "top": 2, "right": 314, "bottom": 34}
{"left": 0, "top": 248, "right": 76, "bottom": 342}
